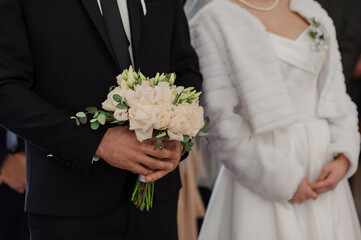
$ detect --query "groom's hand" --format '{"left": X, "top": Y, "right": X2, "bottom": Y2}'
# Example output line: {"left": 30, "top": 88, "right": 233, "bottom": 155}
{"left": 95, "top": 127, "right": 175, "bottom": 175}
{"left": 144, "top": 140, "right": 183, "bottom": 182}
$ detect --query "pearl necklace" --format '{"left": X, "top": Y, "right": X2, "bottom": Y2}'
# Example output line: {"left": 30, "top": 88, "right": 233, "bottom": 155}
{"left": 237, "top": 0, "right": 280, "bottom": 11}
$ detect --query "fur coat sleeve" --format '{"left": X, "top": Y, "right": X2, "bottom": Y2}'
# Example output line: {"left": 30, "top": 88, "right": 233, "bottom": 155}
{"left": 190, "top": 16, "right": 304, "bottom": 202}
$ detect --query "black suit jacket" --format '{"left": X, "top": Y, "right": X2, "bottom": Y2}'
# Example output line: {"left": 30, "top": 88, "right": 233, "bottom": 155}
{"left": 0, "top": 128, "right": 7, "bottom": 166}
{"left": 0, "top": 0, "right": 202, "bottom": 216}
{"left": 316, "top": 0, "right": 361, "bottom": 82}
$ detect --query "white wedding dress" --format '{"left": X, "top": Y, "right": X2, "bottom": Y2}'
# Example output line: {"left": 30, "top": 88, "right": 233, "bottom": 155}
{"left": 198, "top": 27, "right": 361, "bottom": 240}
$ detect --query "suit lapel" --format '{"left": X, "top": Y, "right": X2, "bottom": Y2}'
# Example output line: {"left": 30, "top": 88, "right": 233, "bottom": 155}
{"left": 127, "top": 0, "right": 142, "bottom": 68}
{"left": 80, "top": 0, "right": 118, "bottom": 65}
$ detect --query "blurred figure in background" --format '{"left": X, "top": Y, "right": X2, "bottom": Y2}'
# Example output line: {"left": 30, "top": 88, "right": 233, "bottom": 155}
{"left": 177, "top": 144, "right": 205, "bottom": 240}
{"left": 0, "top": 127, "right": 29, "bottom": 240}
{"left": 316, "top": 0, "right": 361, "bottom": 84}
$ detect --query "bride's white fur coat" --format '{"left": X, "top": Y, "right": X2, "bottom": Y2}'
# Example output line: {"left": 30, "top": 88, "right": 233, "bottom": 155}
{"left": 190, "top": 0, "right": 360, "bottom": 202}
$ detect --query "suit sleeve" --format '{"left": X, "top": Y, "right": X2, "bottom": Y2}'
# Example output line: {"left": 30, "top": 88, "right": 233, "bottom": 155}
{"left": 0, "top": 0, "right": 106, "bottom": 176}
{"left": 190, "top": 16, "right": 304, "bottom": 202}
{"left": 170, "top": 0, "right": 202, "bottom": 92}
{"left": 0, "top": 128, "right": 8, "bottom": 168}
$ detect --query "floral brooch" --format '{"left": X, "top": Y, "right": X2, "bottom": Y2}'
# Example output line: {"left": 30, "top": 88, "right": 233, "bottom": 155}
{"left": 309, "top": 17, "right": 327, "bottom": 52}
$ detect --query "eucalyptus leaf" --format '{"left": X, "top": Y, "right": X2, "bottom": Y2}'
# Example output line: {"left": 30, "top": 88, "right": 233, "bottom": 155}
{"left": 91, "top": 121, "right": 100, "bottom": 130}
{"left": 185, "top": 144, "right": 190, "bottom": 152}
{"left": 200, "top": 117, "right": 210, "bottom": 132}
{"left": 182, "top": 135, "right": 190, "bottom": 143}
{"left": 79, "top": 116, "right": 87, "bottom": 124}
{"left": 184, "top": 142, "right": 194, "bottom": 152}
{"left": 94, "top": 112, "right": 100, "bottom": 118}
{"left": 85, "top": 107, "right": 98, "bottom": 113}
{"left": 75, "top": 118, "right": 80, "bottom": 126}
{"left": 76, "top": 112, "right": 86, "bottom": 118}
{"left": 116, "top": 103, "right": 128, "bottom": 109}
{"left": 113, "top": 94, "right": 122, "bottom": 102}
{"left": 90, "top": 119, "right": 98, "bottom": 123}
{"left": 97, "top": 114, "right": 106, "bottom": 125}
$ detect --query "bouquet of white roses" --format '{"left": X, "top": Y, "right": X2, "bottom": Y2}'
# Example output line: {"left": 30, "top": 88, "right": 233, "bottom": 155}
{"left": 72, "top": 66, "right": 207, "bottom": 211}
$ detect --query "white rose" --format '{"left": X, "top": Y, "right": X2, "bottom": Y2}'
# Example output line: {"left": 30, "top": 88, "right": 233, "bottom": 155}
{"left": 134, "top": 84, "right": 157, "bottom": 105}
{"left": 128, "top": 105, "right": 158, "bottom": 142}
{"left": 114, "top": 108, "right": 128, "bottom": 121}
{"left": 188, "top": 104, "right": 204, "bottom": 137}
{"left": 168, "top": 112, "right": 190, "bottom": 141}
{"left": 173, "top": 103, "right": 204, "bottom": 137}
{"left": 154, "top": 82, "right": 175, "bottom": 106}
{"left": 153, "top": 107, "right": 173, "bottom": 130}
{"left": 116, "top": 73, "right": 126, "bottom": 86}
{"left": 124, "top": 89, "right": 139, "bottom": 107}
{"left": 140, "top": 80, "right": 151, "bottom": 87}
{"left": 167, "top": 130, "right": 184, "bottom": 142}
{"left": 102, "top": 87, "right": 125, "bottom": 112}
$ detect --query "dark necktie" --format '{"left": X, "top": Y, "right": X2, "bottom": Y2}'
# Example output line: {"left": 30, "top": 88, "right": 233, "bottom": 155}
{"left": 100, "top": 0, "right": 131, "bottom": 69}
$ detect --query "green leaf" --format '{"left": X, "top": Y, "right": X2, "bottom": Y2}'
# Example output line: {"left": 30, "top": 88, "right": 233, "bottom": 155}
{"left": 309, "top": 31, "right": 317, "bottom": 39}
{"left": 184, "top": 144, "right": 190, "bottom": 152}
{"left": 85, "top": 107, "right": 98, "bottom": 113}
{"left": 184, "top": 142, "right": 194, "bottom": 152}
{"left": 94, "top": 112, "right": 100, "bottom": 118}
{"left": 116, "top": 102, "right": 128, "bottom": 109}
{"left": 97, "top": 114, "right": 106, "bottom": 125}
{"left": 200, "top": 117, "right": 210, "bottom": 132}
{"left": 70, "top": 116, "right": 77, "bottom": 119}
{"left": 137, "top": 78, "right": 142, "bottom": 85}
{"left": 79, "top": 116, "right": 87, "bottom": 124}
{"left": 76, "top": 112, "right": 86, "bottom": 118}
{"left": 156, "top": 131, "right": 167, "bottom": 138}
{"left": 110, "top": 120, "right": 121, "bottom": 124}
{"left": 198, "top": 132, "right": 209, "bottom": 137}
{"left": 47, "top": 154, "right": 54, "bottom": 158}
{"left": 91, "top": 121, "right": 100, "bottom": 130}
{"left": 90, "top": 119, "right": 98, "bottom": 123}
{"left": 105, "top": 112, "right": 114, "bottom": 118}
{"left": 113, "top": 94, "right": 122, "bottom": 102}
{"left": 75, "top": 118, "right": 80, "bottom": 126}
{"left": 182, "top": 135, "right": 190, "bottom": 143}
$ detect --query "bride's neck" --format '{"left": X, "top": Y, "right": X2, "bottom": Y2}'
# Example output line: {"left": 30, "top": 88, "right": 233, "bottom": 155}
{"left": 242, "top": 0, "right": 276, "bottom": 5}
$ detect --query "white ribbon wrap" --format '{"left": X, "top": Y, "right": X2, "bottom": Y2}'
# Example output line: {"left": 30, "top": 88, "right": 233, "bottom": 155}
{"left": 138, "top": 174, "right": 147, "bottom": 183}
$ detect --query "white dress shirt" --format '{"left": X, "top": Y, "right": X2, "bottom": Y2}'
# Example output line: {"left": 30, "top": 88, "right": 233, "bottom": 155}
{"left": 97, "top": 0, "right": 134, "bottom": 66}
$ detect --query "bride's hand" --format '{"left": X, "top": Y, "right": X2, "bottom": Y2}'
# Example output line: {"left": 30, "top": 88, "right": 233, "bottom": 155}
{"left": 310, "top": 154, "right": 350, "bottom": 194}
{"left": 289, "top": 177, "right": 318, "bottom": 204}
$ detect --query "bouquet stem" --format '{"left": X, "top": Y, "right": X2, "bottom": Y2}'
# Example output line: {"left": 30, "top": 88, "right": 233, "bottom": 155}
{"left": 131, "top": 175, "right": 155, "bottom": 211}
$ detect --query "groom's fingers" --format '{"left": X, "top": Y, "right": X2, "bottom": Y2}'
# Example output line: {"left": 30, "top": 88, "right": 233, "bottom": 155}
{"left": 129, "top": 163, "right": 154, "bottom": 176}
{"left": 145, "top": 169, "right": 170, "bottom": 182}
{"left": 140, "top": 144, "right": 173, "bottom": 160}
{"left": 136, "top": 154, "right": 174, "bottom": 171}
{"left": 145, "top": 158, "right": 179, "bottom": 182}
